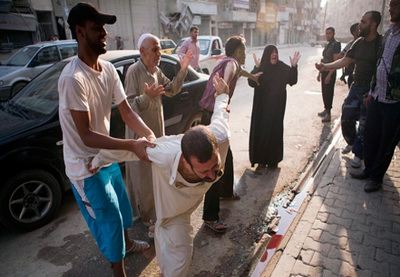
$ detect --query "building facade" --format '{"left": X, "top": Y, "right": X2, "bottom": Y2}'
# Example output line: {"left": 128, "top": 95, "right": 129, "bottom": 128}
{"left": 1, "top": 0, "right": 325, "bottom": 51}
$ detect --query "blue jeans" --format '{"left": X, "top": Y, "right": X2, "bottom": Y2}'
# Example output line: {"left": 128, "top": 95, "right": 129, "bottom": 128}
{"left": 341, "top": 84, "right": 369, "bottom": 159}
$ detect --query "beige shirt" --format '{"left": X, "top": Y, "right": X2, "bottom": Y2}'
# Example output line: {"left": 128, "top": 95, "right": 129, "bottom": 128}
{"left": 124, "top": 59, "right": 187, "bottom": 137}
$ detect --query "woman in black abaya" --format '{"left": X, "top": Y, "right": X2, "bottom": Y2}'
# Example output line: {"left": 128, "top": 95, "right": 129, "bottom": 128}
{"left": 248, "top": 45, "right": 300, "bottom": 170}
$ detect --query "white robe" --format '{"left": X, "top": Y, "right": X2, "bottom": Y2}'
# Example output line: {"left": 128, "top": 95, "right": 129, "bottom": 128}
{"left": 91, "top": 94, "right": 230, "bottom": 277}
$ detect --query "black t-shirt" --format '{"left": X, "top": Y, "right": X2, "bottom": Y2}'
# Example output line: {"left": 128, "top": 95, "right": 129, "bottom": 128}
{"left": 345, "top": 35, "right": 381, "bottom": 86}
{"left": 323, "top": 39, "right": 341, "bottom": 63}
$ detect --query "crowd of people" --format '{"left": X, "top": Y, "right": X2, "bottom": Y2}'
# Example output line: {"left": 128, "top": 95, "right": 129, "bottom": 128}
{"left": 58, "top": 1, "right": 400, "bottom": 276}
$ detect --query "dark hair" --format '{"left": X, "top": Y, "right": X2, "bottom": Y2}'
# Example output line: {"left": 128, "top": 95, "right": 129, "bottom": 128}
{"left": 366, "top": 10, "right": 381, "bottom": 28}
{"left": 225, "top": 36, "right": 246, "bottom": 57}
{"left": 181, "top": 125, "right": 218, "bottom": 164}
{"left": 350, "top": 23, "right": 359, "bottom": 34}
{"left": 190, "top": 26, "right": 199, "bottom": 32}
{"left": 326, "top": 26, "right": 335, "bottom": 33}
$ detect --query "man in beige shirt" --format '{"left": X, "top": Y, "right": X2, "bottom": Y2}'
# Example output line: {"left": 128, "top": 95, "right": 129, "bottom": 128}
{"left": 124, "top": 33, "right": 192, "bottom": 226}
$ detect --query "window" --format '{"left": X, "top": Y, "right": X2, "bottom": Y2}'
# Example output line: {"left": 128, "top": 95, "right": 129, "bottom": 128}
{"left": 31, "top": 46, "right": 60, "bottom": 66}
{"left": 59, "top": 44, "right": 78, "bottom": 59}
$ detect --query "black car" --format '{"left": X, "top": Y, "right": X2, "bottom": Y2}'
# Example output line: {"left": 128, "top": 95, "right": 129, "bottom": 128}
{"left": 0, "top": 50, "right": 207, "bottom": 232}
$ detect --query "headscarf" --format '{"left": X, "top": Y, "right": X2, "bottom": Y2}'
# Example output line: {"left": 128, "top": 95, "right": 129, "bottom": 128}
{"left": 259, "top": 45, "right": 279, "bottom": 73}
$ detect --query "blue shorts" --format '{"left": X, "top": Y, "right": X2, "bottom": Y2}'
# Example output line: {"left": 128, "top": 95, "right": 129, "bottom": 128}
{"left": 70, "top": 163, "right": 133, "bottom": 263}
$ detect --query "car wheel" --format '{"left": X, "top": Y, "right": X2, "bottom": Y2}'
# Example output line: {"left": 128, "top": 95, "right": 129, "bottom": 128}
{"left": 0, "top": 170, "right": 62, "bottom": 232}
{"left": 184, "top": 112, "right": 203, "bottom": 132}
{"left": 10, "top": 82, "right": 27, "bottom": 98}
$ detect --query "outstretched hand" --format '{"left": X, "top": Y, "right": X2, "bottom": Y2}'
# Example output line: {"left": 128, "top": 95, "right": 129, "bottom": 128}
{"left": 179, "top": 49, "right": 193, "bottom": 71}
{"left": 252, "top": 71, "right": 263, "bottom": 86}
{"left": 253, "top": 52, "right": 260, "bottom": 67}
{"left": 144, "top": 82, "right": 165, "bottom": 98}
{"left": 213, "top": 73, "right": 229, "bottom": 97}
{"left": 289, "top": 51, "right": 301, "bottom": 67}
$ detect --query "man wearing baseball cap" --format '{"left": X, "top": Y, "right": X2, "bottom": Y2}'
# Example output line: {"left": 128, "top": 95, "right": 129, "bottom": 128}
{"left": 58, "top": 3, "right": 156, "bottom": 276}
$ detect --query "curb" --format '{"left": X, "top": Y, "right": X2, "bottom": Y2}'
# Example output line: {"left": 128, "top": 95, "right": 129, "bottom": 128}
{"left": 249, "top": 117, "right": 342, "bottom": 276}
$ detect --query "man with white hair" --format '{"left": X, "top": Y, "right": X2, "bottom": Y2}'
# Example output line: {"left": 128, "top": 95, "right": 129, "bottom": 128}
{"left": 124, "top": 33, "right": 193, "bottom": 228}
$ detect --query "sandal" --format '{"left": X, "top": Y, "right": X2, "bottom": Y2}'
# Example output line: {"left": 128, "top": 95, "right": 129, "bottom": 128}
{"left": 220, "top": 192, "right": 240, "bottom": 201}
{"left": 204, "top": 220, "right": 227, "bottom": 233}
{"left": 126, "top": 239, "right": 150, "bottom": 254}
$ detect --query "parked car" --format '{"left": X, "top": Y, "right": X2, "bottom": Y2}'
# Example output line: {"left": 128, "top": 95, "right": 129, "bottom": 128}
{"left": 172, "top": 36, "right": 225, "bottom": 74}
{"left": 0, "top": 40, "right": 78, "bottom": 101}
{"left": 159, "top": 37, "right": 176, "bottom": 54}
{"left": 0, "top": 50, "right": 207, "bottom": 232}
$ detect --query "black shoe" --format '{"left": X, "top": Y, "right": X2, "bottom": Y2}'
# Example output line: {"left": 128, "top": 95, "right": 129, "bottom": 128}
{"left": 350, "top": 169, "right": 368, "bottom": 179}
{"left": 321, "top": 113, "right": 331, "bottom": 122}
{"left": 268, "top": 163, "right": 278, "bottom": 169}
{"left": 364, "top": 180, "right": 382, "bottom": 193}
{"left": 318, "top": 110, "right": 327, "bottom": 117}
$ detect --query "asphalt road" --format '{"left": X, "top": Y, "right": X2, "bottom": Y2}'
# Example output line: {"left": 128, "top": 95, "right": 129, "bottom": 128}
{"left": 0, "top": 44, "right": 349, "bottom": 277}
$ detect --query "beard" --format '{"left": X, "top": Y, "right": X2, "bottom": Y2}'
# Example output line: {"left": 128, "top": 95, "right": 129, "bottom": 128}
{"left": 359, "top": 26, "right": 370, "bottom": 37}
{"left": 88, "top": 36, "right": 107, "bottom": 55}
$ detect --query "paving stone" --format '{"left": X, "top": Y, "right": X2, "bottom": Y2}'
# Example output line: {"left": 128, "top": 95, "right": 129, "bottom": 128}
{"left": 357, "top": 255, "right": 390, "bottom": 275}
{"left": 319, "top": 231, "right": 341, "bottom": 245}
{"left": 377, "top": 229, "right": 399, "bottom": 243}
{"left": 375, "top": 248, "right": 399, "bottom": 265}
{"left": 327, "top": 214, "right": 352, "bottom": 229}
{"left": 299, "top": 249, "right": 314, "bottom": 264}
{"left": 390, "top": 263, "right": 400, "bottom": 277}
{"left": 319, "top": 205, "right": 344, "bottom": 217}
{"left": 366, "top": 217, "right": 392, "bottom": 231}
{"left": 356, "top": 269, "right": 373, "bottom": 277}
{"left": 308, "top": 229, "right": 323, "bottom": 241}
{"left": 332, "top": 198, "right": 356, "bottom": 212}
{"left": 342, "top": 209, "right": 366, "bottom": 224}
{"left": 310, "top": 252, "right": 341, "bottom": 273}
{"left": 303, "top": 237, "right": 331, "bottom": 256}
{"left": 323, "top": 197, "right": 334, "bottom": 207}
{"left": 322, "top": 269, "right": 337, "bottom": 277}
{"left": 392, "top": 222, "right": 400, "bottom": 234}
{"left": 327, "top": 246, "right": 358, "bottom": 266}
{"left": 316, "top": 212, "right": 329, "bottom": 223}
{"left": 351, "top": 243, "right": 376, "bottom": 260}
{"left": 339, "top": 261, "right": 358, "bottom": 276}
{"left": 291, "top": 260, "right": 323, "bottom": 276}
{"left": 392, "top": 241, "right": 400, "bottom": 256}
{"left": 312, "top": 219, "right": 337, "bottom": 235}
{"left": 270, "top": 252, "right": 296, "bottom": 277}
{"left": 363, "top": 234, "right": 392, "bottom": 253}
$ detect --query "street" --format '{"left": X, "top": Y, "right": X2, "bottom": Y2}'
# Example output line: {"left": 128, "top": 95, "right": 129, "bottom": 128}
{"left": 0, "top": 44, "right": 349, "bottom": 277}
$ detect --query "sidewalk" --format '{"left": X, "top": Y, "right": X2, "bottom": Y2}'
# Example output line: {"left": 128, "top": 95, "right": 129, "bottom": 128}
{"left": 267, "top": 135, "right": 400, "bottom": 276}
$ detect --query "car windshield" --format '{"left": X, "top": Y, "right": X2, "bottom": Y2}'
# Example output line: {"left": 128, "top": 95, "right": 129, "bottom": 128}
{"left": 198, "top": 39, "right": 210, "bottom": 55}
{"left": 0, "top": 61, "right": 66, "bottom": 120}
{"left": 3, "top": 46, "right": 40, "bottom": 66}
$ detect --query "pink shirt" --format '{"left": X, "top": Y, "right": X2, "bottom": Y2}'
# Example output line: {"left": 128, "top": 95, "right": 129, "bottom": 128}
{"left": 178, "top": 38, "right": 200, "bottom": 70}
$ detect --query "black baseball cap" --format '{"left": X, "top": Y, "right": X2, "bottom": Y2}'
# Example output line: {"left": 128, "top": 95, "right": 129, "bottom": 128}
{"left": 67, "top": 2, "right": 117, "bottom": 28}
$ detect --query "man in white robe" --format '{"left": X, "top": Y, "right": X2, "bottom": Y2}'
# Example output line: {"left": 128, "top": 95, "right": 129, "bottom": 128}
{"left": 90, "top": 75, "right": 229, "bottom": 277}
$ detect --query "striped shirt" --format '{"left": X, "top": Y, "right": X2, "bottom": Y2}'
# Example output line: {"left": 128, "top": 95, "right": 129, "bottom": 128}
{"left": 371, "top": 24, "right": 400, "bottom": 103}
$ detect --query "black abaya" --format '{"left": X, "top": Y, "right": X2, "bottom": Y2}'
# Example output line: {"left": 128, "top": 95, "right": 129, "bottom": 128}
{"left": 248, "top": 46, "right": 298, "bottom": 167}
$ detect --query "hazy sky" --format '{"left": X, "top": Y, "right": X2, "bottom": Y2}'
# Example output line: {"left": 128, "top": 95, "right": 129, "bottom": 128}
{"left": 321, "top": 0, "right": 327, "bottom": 7}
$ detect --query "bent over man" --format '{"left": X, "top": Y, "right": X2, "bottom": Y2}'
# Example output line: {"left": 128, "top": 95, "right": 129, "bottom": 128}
{"left": 90, "top": 75, "right": 229, "bottom": 277}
